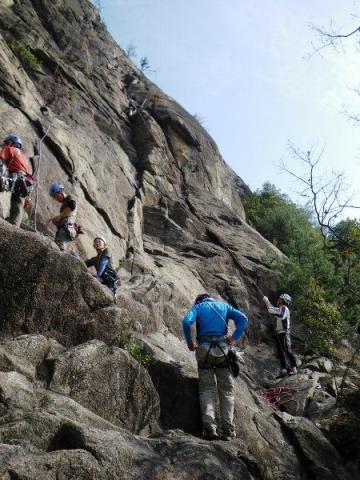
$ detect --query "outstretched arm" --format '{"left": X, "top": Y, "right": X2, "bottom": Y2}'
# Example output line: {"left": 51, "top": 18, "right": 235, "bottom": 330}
{"left": 263, "top": 296, "right": 282, "bottom": 315}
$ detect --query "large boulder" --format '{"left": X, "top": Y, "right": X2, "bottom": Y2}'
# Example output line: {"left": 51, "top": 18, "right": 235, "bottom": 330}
{"left": 49, "top": 339, "right": 160, "bottom": 433}
{"left": 0, "top": 221, "right": 124, "bottom": 346}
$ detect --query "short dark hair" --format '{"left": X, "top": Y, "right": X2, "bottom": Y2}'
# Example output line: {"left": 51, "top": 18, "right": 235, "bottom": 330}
{"left": 194, "top": 293, "right": 211, "bottom": 305}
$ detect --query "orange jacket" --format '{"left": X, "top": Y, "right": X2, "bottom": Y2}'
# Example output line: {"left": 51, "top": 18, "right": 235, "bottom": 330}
{"left": 0, "top": 145, "right": 30, "bottom": 174}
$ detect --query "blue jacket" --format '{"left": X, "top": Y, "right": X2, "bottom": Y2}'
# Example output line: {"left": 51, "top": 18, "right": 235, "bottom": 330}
{"left": 182, "top": 298, "right": 248, "bottom": 343}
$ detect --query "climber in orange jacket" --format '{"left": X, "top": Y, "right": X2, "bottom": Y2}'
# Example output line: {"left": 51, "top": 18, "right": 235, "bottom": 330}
{"left": 0, "top": 134, "right": 31, "bottom": 226}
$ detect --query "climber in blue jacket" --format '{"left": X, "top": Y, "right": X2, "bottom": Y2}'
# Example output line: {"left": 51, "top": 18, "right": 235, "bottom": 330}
{"left": 182, "top": 293, "right": 248, "bottom": 441}
{"left": 85, "top": 236, "right": 119, "bottom": 293}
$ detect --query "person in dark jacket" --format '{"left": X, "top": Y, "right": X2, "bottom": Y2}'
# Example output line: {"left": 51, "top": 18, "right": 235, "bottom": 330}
{"left": 48, "top": 182, "right": 77, "bottom": 251}
{"left": 85, "top": 236, "right": 119, "bottom": 293}
{"left": 182, "top": 293, "right": 248, "bottom": 441}
{"left": 263, "top": 293, "right": 297, "bottom": 377}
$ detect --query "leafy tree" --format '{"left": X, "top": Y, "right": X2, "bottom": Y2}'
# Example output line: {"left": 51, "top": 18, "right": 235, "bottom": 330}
{"left": 245, "top": 183, "right": 359, "bottom": 355}
{"left": 245, "top": 182, "right": 315, "bottom": 257}
{"left": 296, "top": 279, "right": 342, "bottom": 355}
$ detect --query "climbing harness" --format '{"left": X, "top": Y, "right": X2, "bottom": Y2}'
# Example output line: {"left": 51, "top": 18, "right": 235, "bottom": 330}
{"left": 0, "top": 160, "right": 34, "bottom": 207}
{"left": 62, "top": 218, "right": 78, "bottom": 240}
{"left": 204, "top": 302, "right": 242, "bottom": 377}
{"left": 197, "top": 336, "right": 229, "bottom": 370}
{"left": 260, "top": 386, "right": 301, "bottom": 415}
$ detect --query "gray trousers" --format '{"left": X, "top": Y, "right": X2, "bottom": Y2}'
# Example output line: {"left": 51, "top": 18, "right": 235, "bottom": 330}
{"left": 55, "top": 216, "right": 76, "bottom": 251}
{"left": 55, "top": 226, "right": 71, "bottom": 251}
{"left": 196, "top": 343, "right": 235, "bottom": 435}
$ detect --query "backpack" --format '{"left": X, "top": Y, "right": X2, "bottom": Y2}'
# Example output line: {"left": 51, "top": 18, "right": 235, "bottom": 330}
{"left": 102, "top": 266, "right": 118, "bottom": 284}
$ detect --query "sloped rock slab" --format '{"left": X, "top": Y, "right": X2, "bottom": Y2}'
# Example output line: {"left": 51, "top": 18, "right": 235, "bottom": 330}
{"left": 0, "top": 444, "right": 105, "bottom": 480}
{"left": 276, "top": 413, "right": 353, "bottom": 480}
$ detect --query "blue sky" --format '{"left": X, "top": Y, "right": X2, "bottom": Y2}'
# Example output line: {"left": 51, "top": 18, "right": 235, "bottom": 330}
{"left": 97, "top": 0, "right": 360, "bottom": 213}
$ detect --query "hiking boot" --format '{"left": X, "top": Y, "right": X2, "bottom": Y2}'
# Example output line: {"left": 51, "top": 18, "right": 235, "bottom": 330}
{"left": 221, "top": 431, "right": 236, "bottom": 441}
{"left": 288, "top": 367, "right": 297, "bottom": 375}
{"left": 203, "top": 429, "right": 219, "bottom": 441}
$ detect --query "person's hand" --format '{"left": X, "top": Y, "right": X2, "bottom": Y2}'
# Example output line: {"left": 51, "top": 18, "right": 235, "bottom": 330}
{"left": 187, "top": 341, "right": 196, "bottom": 351}
{"left": 50, "top": 215, "right": 61, "bottom": 226}
{"left": 116, "top": 278, "right": 122, "bottom": 287}
{"left": 263, "top": 296, "right": 269, "bottom": 303}
{"left": 226, "top": 336, "right": 235, "bottom": 346}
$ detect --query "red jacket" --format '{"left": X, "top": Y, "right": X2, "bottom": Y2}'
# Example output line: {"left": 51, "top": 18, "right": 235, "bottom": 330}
{"left": 0, "top": 145, "right": 30, "bottom": 174}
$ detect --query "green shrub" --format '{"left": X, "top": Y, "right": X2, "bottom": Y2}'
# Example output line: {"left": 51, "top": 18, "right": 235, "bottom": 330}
{"left": 68, "top": 89, "right": 77, "bottom": 101}
{"left": 8, "top": 40, "right": 41, "bottom": 71}
{"left": 113, "top": 330, "right": 152, "bottom": 368}
{"left": 127, "top": 343, "right": 152, "bottom": 368}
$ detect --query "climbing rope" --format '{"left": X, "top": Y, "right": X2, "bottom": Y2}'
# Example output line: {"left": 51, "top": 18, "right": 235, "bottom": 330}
{"left": 260, "top": 386, "right": 301, "bottom": 414}
{"left": 32, "top": 124, "right": 51, "bottom": 231}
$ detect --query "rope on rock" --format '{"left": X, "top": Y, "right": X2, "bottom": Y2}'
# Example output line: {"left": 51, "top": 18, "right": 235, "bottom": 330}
{"left": 32, "top": 125, "right": 51, "bottom": 231}
{"left": 260, "top": 386, "right": 301, "bottom": 414}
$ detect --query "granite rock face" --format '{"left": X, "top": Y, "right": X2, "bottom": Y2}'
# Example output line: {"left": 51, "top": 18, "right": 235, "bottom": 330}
{"left": 0, "top": 0, "right": 279, "bottom": 344}
{"left": 0, "top": 1, "right": 358, "bottom": 479}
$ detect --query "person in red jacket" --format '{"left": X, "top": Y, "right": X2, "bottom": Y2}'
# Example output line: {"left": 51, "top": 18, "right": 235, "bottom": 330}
{"left": 0, "top": 134, "right": 31, "bottom": 226}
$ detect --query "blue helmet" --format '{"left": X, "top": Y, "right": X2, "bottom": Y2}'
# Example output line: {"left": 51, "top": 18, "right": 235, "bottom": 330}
{"left": 49, "top": 182, "right": 64, "bottom": 197}
{"left": 4, "top": 134, "right": 22, "bottom": 148}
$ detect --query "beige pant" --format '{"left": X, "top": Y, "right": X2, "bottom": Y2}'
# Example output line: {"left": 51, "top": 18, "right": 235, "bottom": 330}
{"left": 196, "top": 343, "right": 235, "bottom": 435}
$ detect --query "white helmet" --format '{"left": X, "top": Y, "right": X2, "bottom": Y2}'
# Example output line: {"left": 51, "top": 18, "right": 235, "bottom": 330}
{"left": 279, "top": 293, "right": 291, "bottom": 305}
{"left": 94, "top": 236, "right": 107, "bottom": 245}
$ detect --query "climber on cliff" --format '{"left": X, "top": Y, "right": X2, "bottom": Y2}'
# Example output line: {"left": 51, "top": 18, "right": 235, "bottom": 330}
{"left": 48, "top": 182, "right": 79, "bottom": 251}
{"left": 85, "top": 236, "right": 120, "bottom": 294}
{"left": 0, "top": 134, "right": 32, "bottom": 227}
{"left": 182, "top": 293, "right": 248, "bottom": 441}
{"left": 262, "top": 293, "right": 297, "bottom": 377}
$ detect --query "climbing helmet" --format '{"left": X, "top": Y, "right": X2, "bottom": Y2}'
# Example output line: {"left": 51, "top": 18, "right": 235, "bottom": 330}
{"left": 49, "top": 182, "right": 64, "bottom": 197}
{"left": 4, "top": 134, "right": 22, "bottom": 148}
{"left": 94, "top": 236, "right": 107, "bottom": 245}
{"left": 279, "top": 293, "right": 292, "bottom": 305}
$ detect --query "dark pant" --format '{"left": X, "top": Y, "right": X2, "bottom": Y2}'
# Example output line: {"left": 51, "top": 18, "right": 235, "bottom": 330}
{"left": 101, "top": 275, "right": 117, "bottom": 293}
{"left": 6, "top": 175, "right": 28, "bottom": 227}
{"left": 7, "top": 192, "right": 25, "bottom": 227}
{"left": 275, "top": 332, "right": 297, "bottom": 371}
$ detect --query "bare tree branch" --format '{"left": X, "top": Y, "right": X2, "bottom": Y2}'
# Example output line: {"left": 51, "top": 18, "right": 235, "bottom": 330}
{"left": 313, "top": 24, "right": 360, "bottom": 40}
{"left": 306, "top": 21, "right": 360, "bottom": 59}
{"left": 282, "top": 143, "right": 359, "bottom": 249}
